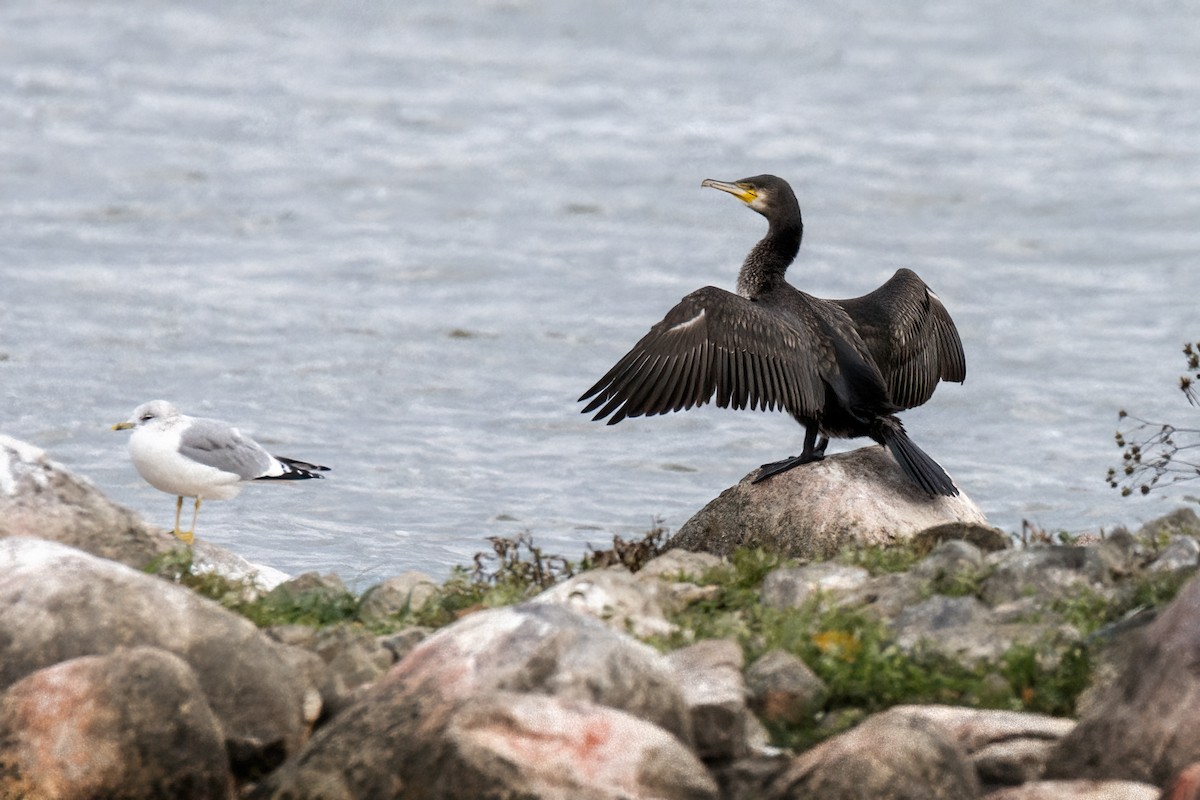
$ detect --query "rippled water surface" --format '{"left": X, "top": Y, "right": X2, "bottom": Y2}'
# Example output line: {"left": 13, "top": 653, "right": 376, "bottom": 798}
{"left": 3, "top": 1, "right": 1198, "bottom": 583}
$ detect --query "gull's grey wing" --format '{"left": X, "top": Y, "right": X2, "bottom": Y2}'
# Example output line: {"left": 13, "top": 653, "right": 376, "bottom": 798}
{"left": 834, "top": 268, "right": 965, "bottom": 410}
{"left": 177, "top": 417, "right": 275, "bottom": 479}
{"left": 579, "top": 285, "right": 834, "bottom": 424}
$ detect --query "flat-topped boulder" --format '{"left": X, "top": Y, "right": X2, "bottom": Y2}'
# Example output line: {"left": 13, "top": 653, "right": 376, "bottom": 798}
{"left": 668, "top": 446, "right": 993, "bottom": 559}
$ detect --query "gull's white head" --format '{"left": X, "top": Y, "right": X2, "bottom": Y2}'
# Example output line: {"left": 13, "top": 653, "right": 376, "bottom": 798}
{"left": 112, "top": 400, "right": 181, "bottom": 432}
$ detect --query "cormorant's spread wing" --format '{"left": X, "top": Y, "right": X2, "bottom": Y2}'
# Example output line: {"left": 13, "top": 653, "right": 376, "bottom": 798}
{"left": 579, "top": 286, "right": 829, "bottom": 424}
{"left": 836, "top": 268, "right": 965, "bottom": 410}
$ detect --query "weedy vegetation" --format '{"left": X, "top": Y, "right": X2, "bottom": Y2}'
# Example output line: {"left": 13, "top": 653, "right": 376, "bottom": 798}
{"left": 644, "top": 547, "right": 1095, "bottom": 749}
{"left": 146, "top": 507, "right": 1199, "bottom": 752}
{"left": 147, "top": 548, "right": 362, "bottom": 627}
{"left": 1109, "top": 341, "right": 1200, "bottom": 497}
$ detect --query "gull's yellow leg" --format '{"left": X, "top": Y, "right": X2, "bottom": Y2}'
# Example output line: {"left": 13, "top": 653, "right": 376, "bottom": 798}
{"left": 179, "top": 496, "right": 201, "bottom": 546}
{"left": 172, "top": 496, "right": 186, "bottom": 540}
{"left": 171, "top": 495, "right": 195, "bottom": 546}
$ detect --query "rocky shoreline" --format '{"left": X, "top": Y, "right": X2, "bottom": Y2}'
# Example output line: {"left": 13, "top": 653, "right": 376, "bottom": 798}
{"left": 3, "top": 433, "right": 1200, "bottom": 799}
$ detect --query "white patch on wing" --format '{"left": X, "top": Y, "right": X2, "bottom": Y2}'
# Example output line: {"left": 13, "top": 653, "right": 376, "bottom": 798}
{"left": 668, "top": 308, "right": 706, "bottom": 334}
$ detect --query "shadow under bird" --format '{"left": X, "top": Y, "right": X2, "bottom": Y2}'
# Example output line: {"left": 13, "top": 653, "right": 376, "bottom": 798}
{"left": 579, "top": 174, "right": 965, "bottom": 496}
{"left": 112, "top": 400, "right": 329, "bottom": 544}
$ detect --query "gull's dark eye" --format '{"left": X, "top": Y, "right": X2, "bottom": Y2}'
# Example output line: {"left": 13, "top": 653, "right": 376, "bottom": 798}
{"left": 140, "top": 413, "right": 155, "bottom": 422}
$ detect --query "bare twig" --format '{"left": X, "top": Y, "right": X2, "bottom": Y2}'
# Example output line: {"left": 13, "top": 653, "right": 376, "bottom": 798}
{"left": 1108, "top": 342, "right": 1200, "bottom": 496}
{"left": 471, "top": 532, "right": 575, "bottom": 589}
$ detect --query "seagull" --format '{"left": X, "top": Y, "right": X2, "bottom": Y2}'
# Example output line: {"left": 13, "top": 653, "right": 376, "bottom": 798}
{"left": 112, "top": 400, "right": 329, "bottom": 544}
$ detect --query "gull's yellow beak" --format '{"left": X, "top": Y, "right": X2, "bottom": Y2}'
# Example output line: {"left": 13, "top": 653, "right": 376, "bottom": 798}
{"left": 701, "top": 178, "right": 757, "bottom": 204}
{"left": 112, "top": 421, "right": 134, "bottom": 431}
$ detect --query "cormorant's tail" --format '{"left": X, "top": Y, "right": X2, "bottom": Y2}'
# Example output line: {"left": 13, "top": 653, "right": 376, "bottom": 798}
{"left": 876, "top": 419, "right": 958, "bottom": 497}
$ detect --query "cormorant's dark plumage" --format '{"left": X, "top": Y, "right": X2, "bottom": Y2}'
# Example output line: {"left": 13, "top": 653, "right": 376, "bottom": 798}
{"left": 579, "top": 174, "right": 965, "bottom": 496}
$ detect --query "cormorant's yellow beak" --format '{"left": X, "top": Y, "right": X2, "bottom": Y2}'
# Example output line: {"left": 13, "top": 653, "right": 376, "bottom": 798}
{"left": 701, "top": 178, "right": 757, "bottom": 204}
{"left": 112, "top": 421, "right": 134, "bottom": 431}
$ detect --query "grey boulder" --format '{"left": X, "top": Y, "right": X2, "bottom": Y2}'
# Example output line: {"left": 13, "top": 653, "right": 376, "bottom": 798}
{"left": 253, "top": 603, "right": 714, "bottom": 799}
{"left": 669, "top": 446, "right": 988, "bottom": 559}
{"left": 0, "top": 538, "right": 322, "bottom": 778}
{"left": 0, "top": 646, "right": 232, "bottom": 800}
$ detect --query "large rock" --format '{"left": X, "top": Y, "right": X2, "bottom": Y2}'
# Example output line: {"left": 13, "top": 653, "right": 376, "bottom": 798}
{"left": 761, "top": 563, "right": 871, "bottom": 609}
{"left": 889, "top": 595, "right": 1078, "bottom": 664}
{"left": 1147, "top": 535, "right": 1200, "bottom": 573}
{"left": 0, "top": 538, "right": 321, "bottom": 778}
{"left": 891, "top": 595, "right": 993, "bottom": 645}
{"left": 531, "top": 565, "right": 679, "bottom": 638}
{"left": 832, "top": 571, "right": 928, "bottom": 620}
{"left": 1163, "top": 763, "right": 1200, "bottom": 800}
{"left": 1046, "top": 572, "right": 1200, "bottom": 786}
{"left": 983, "top": 780, "right": 1159, "bottom": 799}
{"left": 253, "top": 603, "right": 713, "bottom": 798}
{"left": 441, "top": 691, "right": 717, "bottom": 800}
{"left": 665, "top": 639, "right": 752, "bottom": 761}
{"left": 268, "top": 623, "right": 395, "bottom": 702}
{"left": 1136, "top": 507, "right": 1200, "bottom": 541}
{"left": 0, "top": 434, "right": 172, "bottom": 569}
{"left": 0, "top": 647, "right": 232, "bottom": 799}
{"left": 980, "top": 546, "right": 1114, "bottom": 607}
{"left": 745, "top": 650, "right": 828, "bottom": 726}
{"left": 668, "top": 446, "right": 988, "bottom": 559}
{"left": 405, "top": 604, "right": 689, "bottom": 735}
{"left": 767, "top": 706, "right": 981, "bottom": 799}
{"left": 638, "top": 549, "right": 726, "bottom": 581}
{"left": 879, "top": 705, "right": 1075, "bottom": 787}
{"left": 911, "top": 539, "right": 988, "bottom": 585}
{"left": 358, "top": 570, "right": 439, "bottom": 624}
{"left": 881, "top": 705, "right": 1075, "bottom": 753}
{"left": 636, "top": 549, "right": 726, "bottom": 610}
{"left": 191, "top": 538, "right": 291, "bottom": 592}
{"left": 0, "top": 434, "right": 290, "bottom": 589}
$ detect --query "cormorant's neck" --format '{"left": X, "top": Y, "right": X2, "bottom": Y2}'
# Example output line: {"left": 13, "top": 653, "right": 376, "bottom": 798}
{"left": 736, "top": 216, "right": 803, "bottom": 298}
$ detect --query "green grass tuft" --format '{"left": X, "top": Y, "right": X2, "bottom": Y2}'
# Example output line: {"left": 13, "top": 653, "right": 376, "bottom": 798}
{"left": 835, "top": 540, "right": 926, "bottom": 575}
{"left": 1001, "top": 643, "right": 1092, "bottom": 717}
{"left": 145, "top": 549, "right": 361, "bottom": 627}
{"left": 651, "top": 547, "right": 1100, "bottom": 749}
{"left": 1129, "top": 568, "right": 1192, "bottom": 608}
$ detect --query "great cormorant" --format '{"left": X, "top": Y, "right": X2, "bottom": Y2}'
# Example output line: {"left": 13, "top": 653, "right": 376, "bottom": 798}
{"left": 579, "top": 174, "right": 965, "bottom": 496}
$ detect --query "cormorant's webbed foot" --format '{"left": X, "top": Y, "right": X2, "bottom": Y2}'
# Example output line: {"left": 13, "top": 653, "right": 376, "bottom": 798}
{"left": 751, "top": 451, "right": 824, "bottom": 484}
{"left": 753, "top": 425, "right": 826, "bottom": 484}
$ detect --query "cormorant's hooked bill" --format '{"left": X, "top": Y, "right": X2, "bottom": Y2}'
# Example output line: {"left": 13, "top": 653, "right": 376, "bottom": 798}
{"left": 700, "top": 178, "right": 756, "bottom": 204}
{"left": 579, "top": 174, "right": 965, "bottom": 497}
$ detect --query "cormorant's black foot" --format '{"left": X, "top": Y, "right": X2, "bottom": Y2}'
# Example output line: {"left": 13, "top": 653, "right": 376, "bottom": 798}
{"left": 751, "top": 452, "right": 823, "bottom": 484}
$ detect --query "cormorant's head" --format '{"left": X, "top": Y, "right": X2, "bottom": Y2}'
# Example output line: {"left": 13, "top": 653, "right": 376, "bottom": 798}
{"left": 701, "top": 174, "right": 800, "bottom": 225}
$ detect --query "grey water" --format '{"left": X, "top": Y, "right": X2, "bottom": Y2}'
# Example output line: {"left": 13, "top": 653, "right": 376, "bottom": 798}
{"left": 2, "top": 0, "right": 1197, "bottom": 585}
